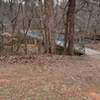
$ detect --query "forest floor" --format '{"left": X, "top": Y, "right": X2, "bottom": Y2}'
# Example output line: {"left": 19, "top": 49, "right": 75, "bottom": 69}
{"left": 0, "top": 55, "right": 99, "bottom": 100}
{"left": 86, "top": 41, "right": 100, "bottom": 51}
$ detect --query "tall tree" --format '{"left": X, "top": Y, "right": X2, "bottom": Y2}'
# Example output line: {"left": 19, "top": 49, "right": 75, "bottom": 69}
{"left": 64, "top": 0, "right": 76, "bottom": 55}
{"left": 44, "top": 0, "right": 54, "bottom": 53}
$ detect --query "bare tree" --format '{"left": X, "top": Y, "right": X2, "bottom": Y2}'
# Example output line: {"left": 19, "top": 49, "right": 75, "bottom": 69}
{"left": 64, "top": 0, "right": 76, "bottom": 55}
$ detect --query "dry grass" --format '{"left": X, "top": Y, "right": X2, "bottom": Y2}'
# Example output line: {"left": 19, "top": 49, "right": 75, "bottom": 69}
{"left": 0, "top": 55, "right": 99, "bottom": 100}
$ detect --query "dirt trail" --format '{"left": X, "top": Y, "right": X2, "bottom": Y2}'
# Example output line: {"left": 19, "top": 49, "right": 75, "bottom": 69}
{"left": 85, "top": 48, "right": 100, "bottom": 55}
{"left": 85, "top": 48, "right": 100, "bottom": 59}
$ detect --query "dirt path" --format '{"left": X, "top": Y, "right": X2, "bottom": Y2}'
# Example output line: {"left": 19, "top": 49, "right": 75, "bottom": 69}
{"left": 85, "top": 48, "right": 100, "bottom": 59}
{"left": 85, "top": 48, "right": 100, "bottom": 55}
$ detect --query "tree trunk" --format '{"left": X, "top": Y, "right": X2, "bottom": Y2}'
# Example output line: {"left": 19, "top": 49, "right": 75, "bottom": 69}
{"left": 44, "top": 0, "right": 54, "bottom": 54}
{"left": 64, "top": 0, "right": 76, "bottom": 55}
